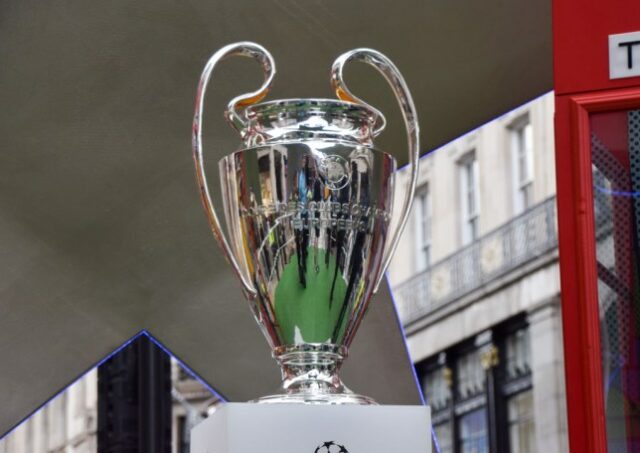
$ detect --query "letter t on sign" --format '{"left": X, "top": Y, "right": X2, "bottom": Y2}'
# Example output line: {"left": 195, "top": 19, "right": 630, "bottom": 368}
{"left": 609, "top": 31, "right": 640, "bottom": 79}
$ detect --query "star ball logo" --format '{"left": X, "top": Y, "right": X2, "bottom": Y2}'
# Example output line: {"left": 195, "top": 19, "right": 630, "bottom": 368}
{"left": 318, "top": 155, "right": 350, "bottom": 191}
{"left": 314, "top": 440, "right": 349, "bottom": 453}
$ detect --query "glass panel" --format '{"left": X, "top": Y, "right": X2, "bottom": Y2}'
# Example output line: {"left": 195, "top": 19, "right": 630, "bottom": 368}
{"left": 512, "top": 120, "right": 534, "bottom": 213}
{"left": 416, "top": 188, "right": 432, "bottom": 271}
{"left": 434, "top": 422, "right": 454, "bottom": 453}
{"left": 508, "top": 390, "right": 536, "bottom": 452}
{"left": 590, "top": 109, "right": 640, "bottom": 452}
{"left": 467, "top": 162, "right": 476, "bottom": 216}
{"left": 456, "top": 349, "right": 486, "bottom": 400}
{"left": 458, "top": 408, "right": 489, "bottom": 453}
{"left": 518, "top": 135, "right": 528, "bottom": 184}
{"left": 422, "top": 190, "right": 430, "bottom": 244}
{"left": 423, "top": 367, "right": 452, "bottom": 411}
{"left": 460, "top": 154, "right": 480, "bottom": 245}
{"left": 505, "top": 328, "right": 532, "bottom": 380}
{"left": 524, "top": 123, "right": 534, "bottom": 181}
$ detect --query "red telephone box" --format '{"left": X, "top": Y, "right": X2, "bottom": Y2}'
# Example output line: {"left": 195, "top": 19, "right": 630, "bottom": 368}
{"left": 554, "top": 1, "right": 640, "bottom": 451}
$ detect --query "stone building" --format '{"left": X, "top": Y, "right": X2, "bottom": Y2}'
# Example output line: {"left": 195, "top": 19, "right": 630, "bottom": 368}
{"left": 0, "top": 361, "right": 219, "bottom": 453}
{"left": 0, "top": 371, "right": 98, "bottom": 453}
{"left": 388, "top": 92, "right": 569, "bottom": 452}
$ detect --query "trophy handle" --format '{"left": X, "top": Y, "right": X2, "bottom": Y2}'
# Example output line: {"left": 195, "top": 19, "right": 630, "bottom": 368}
{"left": 331, "top": 48, "right": 420, "bottom": 293}
{"left": 192, "top": 42, "right": 276, "bottom": 298}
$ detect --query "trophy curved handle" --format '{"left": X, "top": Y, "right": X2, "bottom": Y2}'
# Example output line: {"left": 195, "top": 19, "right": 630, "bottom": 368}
{"left": 331, "top": 48, "right": 420, "bottom": 293}
{"left": 192, "top": 42, "right": 276, "bottom": 298}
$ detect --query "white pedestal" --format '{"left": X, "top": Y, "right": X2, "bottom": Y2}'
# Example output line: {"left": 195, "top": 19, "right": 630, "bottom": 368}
{"left": 191, "top": 403, "right": 431, "bottom": 453}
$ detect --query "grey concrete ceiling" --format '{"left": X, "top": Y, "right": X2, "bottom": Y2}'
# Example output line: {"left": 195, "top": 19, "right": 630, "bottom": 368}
{"left": 0, "top": 0, "right": 552, "bottom": 435}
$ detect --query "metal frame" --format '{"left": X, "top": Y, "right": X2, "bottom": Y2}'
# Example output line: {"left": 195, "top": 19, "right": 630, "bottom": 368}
{"left": 555, "top": 86, "right": 640, "bottom": 452}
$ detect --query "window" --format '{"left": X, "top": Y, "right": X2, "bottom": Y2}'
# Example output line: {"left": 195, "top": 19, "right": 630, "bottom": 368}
{"left": 423, "top": 365, "right": 452, "bottom": 411}
{"left": 418, "top": 319, "right": 534, "bottom": 453}
{"left": 455, "top": 347, "right": 489, "bottom": 452}
{"left": 504, "top": 327, "right": 536, "bottom": 452}
{"left": 423, "top": 358, "right": 454, "bottom": 453}
{"left": 459, "top": 153, "right": 480, "bottom": 245}
{"left": 592, "top": 166, "right": 613, "bottom": 231}
{"left": 458, "top": 408, "right": 489, "bottom": 453}
{"left": 415, "top": 186, "right": 432, "bottom": 271}
{"left": 508, "top": 390, "right": 536, "bottom": 453}
{"left": 456, "top": 348, "right": 486, "bottom": 400}
{"left": 511, "top": 119, "right": 534, "bottom": 214}
{"left": 505, "top": 328, "right": 531, "bottom": 380}
{"left": 434, "top": 422, "right": 454, "bottom": 453}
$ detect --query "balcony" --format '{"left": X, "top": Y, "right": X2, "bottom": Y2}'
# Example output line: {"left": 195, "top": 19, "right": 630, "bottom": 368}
{"left": 392, "top": 196, "right": 558, "bottom": 326}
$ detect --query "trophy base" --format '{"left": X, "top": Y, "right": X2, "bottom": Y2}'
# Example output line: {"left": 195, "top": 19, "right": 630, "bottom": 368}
{"left": 191, "top": 403, "right": 432, "bottom": 453}
{"left": 252, "top": 389, "right": 377, "bottom": 405}
{"left": 257, "top": 344, "right": 377, "bottom": 405}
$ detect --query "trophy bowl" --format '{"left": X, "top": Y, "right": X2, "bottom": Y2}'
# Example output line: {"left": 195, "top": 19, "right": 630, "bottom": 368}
{"left": 192, "top": 43, "right": 419, "bottom": 404}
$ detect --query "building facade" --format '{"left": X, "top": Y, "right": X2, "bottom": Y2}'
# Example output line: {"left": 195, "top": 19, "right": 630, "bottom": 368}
{"left": 388, "top": 92, "right": 569, "bottom": 452}
{"left": 0, "top": 371, "right": 98, "bottom": 453}
{"left": 171, "top": 362, "right": 221, "bottom": 453}
{"left": 0, "top": 361, "right": 219, "bottom": 453}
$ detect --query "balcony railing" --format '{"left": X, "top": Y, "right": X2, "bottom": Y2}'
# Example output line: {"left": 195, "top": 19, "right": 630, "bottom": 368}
{"left": 393, "top": 196, "right": 558, "bottom": 326}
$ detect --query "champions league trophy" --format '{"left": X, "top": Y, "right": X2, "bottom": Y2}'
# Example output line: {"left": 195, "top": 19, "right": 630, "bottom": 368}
{"left": 192, "top": 42, "right": 419, "bottom": 404}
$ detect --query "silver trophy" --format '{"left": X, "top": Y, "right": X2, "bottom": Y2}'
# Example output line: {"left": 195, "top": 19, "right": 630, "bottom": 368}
{"left": 192, "top": 42, "right": 419, "bottom": 404}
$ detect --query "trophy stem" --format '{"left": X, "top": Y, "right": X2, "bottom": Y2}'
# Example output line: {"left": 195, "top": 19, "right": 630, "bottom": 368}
{"left": 252, "top": 344, "right": 377, "bottom": 405}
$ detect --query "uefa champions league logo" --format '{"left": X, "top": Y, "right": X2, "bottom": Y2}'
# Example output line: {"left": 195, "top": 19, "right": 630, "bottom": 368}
{"left": 314, "top": 440, "right": 349, "bottom": 453}
{"left": 318, "top": 155, "right": 350, "bottom": 190}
